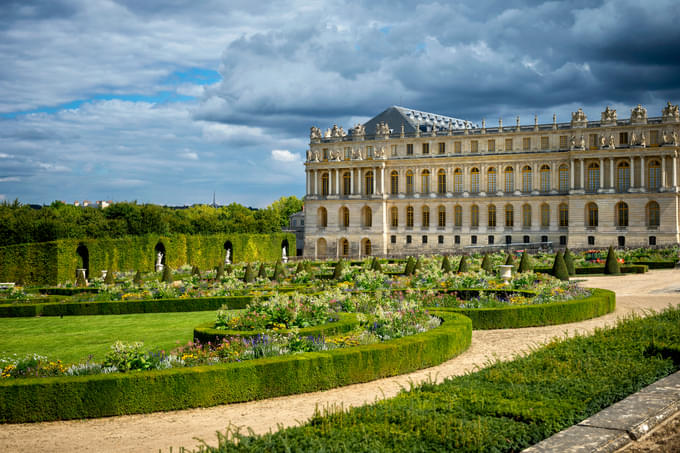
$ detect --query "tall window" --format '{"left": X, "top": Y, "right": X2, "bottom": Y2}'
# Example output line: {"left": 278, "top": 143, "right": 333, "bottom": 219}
{"left": 390, "top": 171, "right": 399, "bottom": 195}
{"left": 559, "top": 203, "right": 568, "bottom": 228}
{"left": 471, "top": 205, "right": 479, "bottom": 228}
{"left": 505, "top": 204, "right": 514, "bottom": 227}
{"left": 650, "top": 131, "right": 659, "bottom": 146}
{"left": 366, "top": 146, "right": 373, "bottom": 158}
{"left": 505, "top": 138, "right": 513, "bottom": 151}
{"left": 522, "top": 204, "right": 531, "bottom": 228}
{"left": 647, "top": 201, "right": 660, "bottom": 227}
{"left": 541, "top": 136, "right": 549, "bottom": 149}
{"left": 340, "top": 239, "right": 349, "bottom": 257}
{"left": 321, "top": 172, "right": 329, "bottom": 196}
{"left": 617, "top": 161, "right": 630, "bottom": 192}
{"left": 362, "top": 206, "right": 372, "bottom": 228}
{"left": 406, "top": 206, "right": 414, "bottom": 227}
{"left": 587, "top": 163, "right": 600, "bottom": 193}
{"left": 363, "top": 239, "right": 371, "bottom": 256}
{"left": 453, "top": 168, "right": 463, "bottom": 192}
{"left": 616, "top": 202, "right": 628, "bottom": 227}
{"left": 523, "top": 137, "right": 531, "bottom": 150}
{"left": 454, "top": 142, "right": 462, "bottom": 153}
{"left": 648, "top": 160, "right": 661, "bottom": 190}
{"left": 365, "top": 171, "right": 374, "bottom": 195}
{"left": 438, "top": 206, "right": 446, "bottom": 228}
{"left": 504, "top": 167, "right": 514, "bottom": 192}
{"left": 559, "top": 165, "right": 569, "bottom": 192}
{"left": 421, "top": 170, "right": 430, "bottom": 193}
{"left": 406, "top": 171, "right": 414, "bottom": 194}
{"left": 471, "top": 140, "right": 479, "bottom": 153}
{"left": 586, "top": 203, "right": 598, "bottom": 227}
{"left": 454, "top": 205, "right": 462, "bottom": 227}
{"left": 541, "top": 204, "right": 550, "bottom": 227}
{"left": 318, "top": 207, "right": 327, "bottom": 228}
{"left": 470, "top": 168, "right": 480, "bottom": 193}
{"left": 343, "top": 172, "right": 351, "bottom": 195}
{"left": 422, "top": 143, "right": 429, "bottom": 154}
{"left": 437, "top": 169, "right": 447, "bottom": 194}
{"left": 344, "top": 147, "right": 351, "bottom": 160}
{"left": 438, "top": 142, "right": 445, "bottom": 154}
{"left": 406, "top": 144, "right": 414, "bottom": 155}
{"left": 559, "top": 136, "right": 568, "bottom": 149}
{"left": 422, "top": 206, "right": 430, "bottom": 228}
{"left": 540, "top": 165, "right": 550, "bottom": 192}
{"left": 390, "top": 207, "right": 398, "bottom": 228}
{"left": 487, "top": 139, "right": 496, "bottom": 152}
{"left": 487, "top": 167, "right": 497, "bottom": 193}
{"left": 488, "top": 204, "right": 497, "bottom": 228}
{"left": 522, "top": 166, "right": 533, "bottom": 192}
{"left": 341, "top": 207, "right": 350, "bottom": 228}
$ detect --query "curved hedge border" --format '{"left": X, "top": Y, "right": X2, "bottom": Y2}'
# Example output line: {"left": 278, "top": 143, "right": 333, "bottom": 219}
{"left": 0, "top": 312, "right": 471, "bottom": 423}
{"left": 428, "top": 288, "right": 615, "bottom": 329}
{"left": 193, "top": 312, "right": 361, "bottom": 343}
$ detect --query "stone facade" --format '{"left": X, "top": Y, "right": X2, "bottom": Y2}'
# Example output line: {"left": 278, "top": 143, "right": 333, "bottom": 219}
{"left": 303, "top": 104, "right": 680, "bottom": 258}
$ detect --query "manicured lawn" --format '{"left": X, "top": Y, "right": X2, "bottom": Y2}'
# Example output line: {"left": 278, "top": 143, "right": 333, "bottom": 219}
{"left": 0, "top": 311, "right": 233, "bottom": 364}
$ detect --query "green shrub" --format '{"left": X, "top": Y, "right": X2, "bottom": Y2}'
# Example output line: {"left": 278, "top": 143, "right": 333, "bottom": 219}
{"left": 225, "top": 264, "right": 233, "bottom": 275}
{"left": 296, "top": 261, "right": 304, "bottom": 274}
{"left": 481, "top": 253, "right": 493, "bottom": 273}
{"left": 333, "top": 260, "right": 344, "bottom": 280}
{"left": 216, "top": 262, "right": 225, "bottom": 279}
{"left": 518, "top": 251, "right": 532, "bottom": 273}
{"left": 457, "top": 255, "right": 470, "bottom": 273}
{"left": 103, "top": 270, "right": 114, "bottom": 285}
{"left": 551, "top": 251, "right": 569, "bottom": 281}
{"left": 441, "top": 255, "right": 452, "bottom": 273}
{"left": 191, "top": 265, "right": 201, "bottom": 277}
{"left": 243, "top": 264, "right": 255, "bottom": 283}
{"left": 273, "top": 260, "right": 285, "bottom": 282}
{"left": 563, "top": 248, "right": 575, "bottom": 276}
{"left": 161, "top": 266, "right": 173, "bottom": 283}
{"left": 370, "top": 257, "right": 382, "bottom": 272}
{"left": 258, "top": 263, "right": 268, "bottom": 280}
{"left": 133, "top": 271, "right": 143, "bottom": 286}
{"left": 505, "top": 253, "right": 515, "bottom": 267}
{"left": 404, "top": 257, "right": 416, "bottom": 275}
{"left": 415, "top": 257, "right": 422, "bottom": 271}
{"left": 604, "top": 245, "right": 621, "bottom": 275}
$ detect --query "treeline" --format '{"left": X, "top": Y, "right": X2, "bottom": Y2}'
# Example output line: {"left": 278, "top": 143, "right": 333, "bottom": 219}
{"left": 0, "top": 196, "right": 303, "bottom": 247}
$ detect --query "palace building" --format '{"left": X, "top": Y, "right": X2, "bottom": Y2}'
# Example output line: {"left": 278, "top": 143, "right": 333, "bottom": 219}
{"left": 303, "top": 103, "right": 680, "bottom": 258}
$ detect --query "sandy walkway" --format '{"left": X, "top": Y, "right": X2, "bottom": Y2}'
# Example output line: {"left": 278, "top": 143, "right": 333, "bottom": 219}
{"left": 2, "top": 270, "right": 680, "bottom": 453}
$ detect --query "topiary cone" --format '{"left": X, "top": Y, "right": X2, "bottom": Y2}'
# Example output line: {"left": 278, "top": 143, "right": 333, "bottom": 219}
{"left": 518, "top": 252, "right": 532, "bottom": 273}
{"left": 216, "top": 262, "right": 225, "bottom": 279}
{"left": 563, "top": 248, "right": 575, "bottom": 276}
{"left": 371, "top": 257, "right": 382, "bottom": 272}
{"left": 133, "top": 270, "right": 143, "bottom": 286}
{"left": 457, "top": 255, "right": 470, "bottom": 273}
{"left": 191, "top": 265, "right": 201, "bottom": 277}
{"left": 243, "top": 264, "right": 255, "bottom": 283}
{"left": 481, "top": 253, "right": 493, "bottom": 274}
{"left": 505, "top": 253, "right": 515, "bottom": 267}
{"left": 604, "top": 245, "right": 621, "bottom": 275}
{"left": 104, "top": 269, "right": 115, "bottom": 284}
{"left": 273, "top": 260, "right": 285, "bottom": 281}
{"left": 404, "top": 256, "right": 415, "bottom": 275}
{"left": 258, "top": 263, "right": 268, "bottom": 280}
{"left": 441, "top": 255, "right": 452, "bottom": 273}
{"left": 552, "top": 251, "right": 569, "bottom": 281}
{"left": 162, "top": 265, "right": 173, "bottom": 283}
{"left": 296, "top": 261, "right": 304, "bottom": 274}
{"left": 333, "top": 259, "right": 344, "bottom": 280}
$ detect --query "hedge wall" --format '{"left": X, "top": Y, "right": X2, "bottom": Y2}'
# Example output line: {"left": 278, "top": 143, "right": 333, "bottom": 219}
{"left": 631, "top": 260, "right": 676, "bottom": 269}
{"left": 0, "top": 312, "right": 472, "bottom": 423}
{"left": 0, "top": 233, "right": 295, "bottom": 286}
{"left": 194, "top": 313, "right": 361, "bottom": 343}
{"left": 534, "top": 265, "right": 648, "bottom": 275}
{"left": 429, "top": 288, "right": 615, "bottom": 330}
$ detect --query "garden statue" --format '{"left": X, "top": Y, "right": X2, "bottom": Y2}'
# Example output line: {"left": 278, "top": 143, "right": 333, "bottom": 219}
{"left": 225, "top": 249, "right": 231, "bottom": 265}
{"left": 282, "top": 246, "right": 288, "bottom": 263}
{"left": 156, "top": 251, "right": 164, "bottom": 272}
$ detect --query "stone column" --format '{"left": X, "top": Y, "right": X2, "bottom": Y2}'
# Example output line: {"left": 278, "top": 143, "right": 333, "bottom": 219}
{"left": 599, "top": 158, "right": 604, "bottom": 190}
{"left": 610, "top": 158, "right": 615, "bottom": 190}
{"left": 312, "top": 170, "right": 317, "bottom": 195}
{"left": 673, "top": 155, "right": 678, "bottom": 188}
{"left": 372, "top": 166, "right": 377, "bottom": 195}
{"left": 533, "top": 162, "right": 539, "bottom": 191}
{"left": 335, "top": 168, "right": 340, "bottom": 195}
{"left": 640, "top": 156, "right": 645, "bottom": 190}
{"left": 570, "top": 160, "right": 575, "bottom": 190}
{"left": 359, "top": 168, "right": 364, "bottom": 195}
{"left": 515, "top": 163, "right": 521, "bottom": 191}
{"left": 580, "top": 159, "right": 585, "bottom": 190}
{"left": 661, "top": 156, "right": 667, "bottom": 188}
{"left": 380, "top": 165, "right": 385, "bottom": 195}
{"left": 350, "top": 168, "right": 354, "bottom": 195}
{"left": 630, "top": 157, "right": 635, "bottom": 190}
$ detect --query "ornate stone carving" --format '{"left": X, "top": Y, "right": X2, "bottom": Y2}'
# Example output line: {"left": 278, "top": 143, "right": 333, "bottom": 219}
{"left": 352, "top": 123, "right": 365, "bottom": 138}
{"left": 515, "top": 116, "right": 521, "bottom": 131}
{"left": 571, "top": 108, "right": 587, "bottom": 127}
{"left": 400, "top": 123, "right": 405, "bottom": 138}
{"left": 330, "top": 148, "right": 342, "bottom": 161}
{"left": 415, "top": 121, "right": 421, "bottom": 137}
{"left": 608, "top": 134, "right": 615, "bottom": 149}
{"left": 534, "top": 115, "right": 539, "bottom": 131}
{"left": 447, "top": 120, "right": 453, "bottom": 136}
{"left": 481, "top": 118, "right": 486, "bottom": 134}
{"left": 663, "top": 130, "right": 670, "bottom": 145}
{"left": 630, "top": 104, "right": 647, "bottom": 124}
{"left": 640, "top": 133, "right": 646, "bottom": 148}
{"left": 674, "top": 131, "right": 679, "bottom": 146}
{"left": 374, "top": 146, "right": 386, "bottom": 159}
{"left": 579, "top": 135, "right": 585, "bottom": 150}
{"left": 662, "top": 102, "right": 680, "bottom": 123}
{"left": 552, "top": 113, "right": 557, "bottom": 130}
{"left": 569, "top": 136, "right": 576, "bottom": 150}
{"left": 352, "top": 148, "right": 362, "bottom": 160}
{"left": 601, "top": 106, "right": 617, "bottom": 123}
{"left": 600, "top": 135, "right": 606, "bottom": 149}
{"left": 375, "top": 121, "right": 390, "bottom": 137}
{"left": 311, "top": 150, "right": 320, "bottom": 162}
{"left": 310, "top": 126, "right": 322, "bottom": 141}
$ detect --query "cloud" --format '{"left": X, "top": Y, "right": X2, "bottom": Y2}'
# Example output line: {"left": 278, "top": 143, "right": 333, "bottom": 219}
{"left": 180, "top": 150, "right": 199, "bottom": 160}
{"left": 271, "top": 150, "right": 300, "bottom": 163}
{"left": 0, "top": 177, "right": 21, "bottom": 183}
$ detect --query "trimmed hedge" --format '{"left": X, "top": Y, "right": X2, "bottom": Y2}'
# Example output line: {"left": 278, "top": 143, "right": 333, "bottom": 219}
{"left": 631, "top": 260, "right": 676, "bottom": 269}
{"left": 37, "top": 287, "right": 100, "bottom": 296}
{"left": 0, "top": 312, "right": 472, "bottom": 423}
{"left": 535, "top": 265, "right": 648, "bottom": 275}
{"left": 193, "top": 313, "right": 361, "bottom": 343}
{"left": 429, "top": 288, "right": 615, "bottom": 329}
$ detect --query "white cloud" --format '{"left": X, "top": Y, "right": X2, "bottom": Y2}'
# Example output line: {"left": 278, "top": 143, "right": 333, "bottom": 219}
{"left": 0, "top": 177, "right": 21, "bottom": 183}
{"left": 181, "top": 150, "right": 199, "bottom": 160}
{"left": 271, "top": 149, "right": 300, "bottom": 163}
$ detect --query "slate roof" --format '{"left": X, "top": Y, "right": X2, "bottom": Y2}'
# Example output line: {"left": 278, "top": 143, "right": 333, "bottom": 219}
{"left": 360, "top": 106, "right": 477, "bottom": 135}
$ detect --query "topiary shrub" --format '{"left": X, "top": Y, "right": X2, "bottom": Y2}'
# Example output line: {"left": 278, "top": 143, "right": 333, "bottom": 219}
{"left": 457, "top": 255, "right": 470, "bottom": 273}
{"left": 604, "top": 245, "right": 621, "bottom": 275}
{"left": 133, "top": 271, "right": 143, "bottom": 286}
{"left": 404, "top": 256, "right": 416, "bottom": 275}
{"left": 441, "top": 255, "right": 453, "bottom": 273}
{"left": 191, "top": 265, "right": 201, "bottom": 277}
{"left": 225, "top": 264, "right": 233, "bottom": 275}
{"left": 257, "top": 263, "right": 268, "bottom": 280}
{"left": 563, "top": 248, "right": 575, "bottom": 276}
{"left": 505, "top": 253, "right": 515, "bottom": 267}
{"left": 371, "top": 257, "right": 382, "bottom": 272}
{"left": 162, "top": 266, "right": 174, "bottom": 283}
{"left": 273, "top": 260, "right": 285, "bottom": 281}
{"left": 216, "top": 262, "right": 224, "bottom": 279}
{"left": 304, "top": 261, "right": 314, "bottom": 275}
{"left": 296, "top": 261, "right": 304, "bottom": 274}
{"left": 104, "top": 270, "right": 115, "bottom": 285}
{"left": 415, "top": 257, "right": 423, "bottom": 272}
{"left": 551, "top": 251, "right": 569, "bottom": 281}
{"left": 518, "top": 252, "right": 532, "bottom": 273}
{"left": 481, "top": 254, "right": 493, "bottom": 274}
{"left": 243, "top": 264, "right": 255, "bottom": 283}
{"left": 333, "top": 259, "right": 344, "bottom": 280}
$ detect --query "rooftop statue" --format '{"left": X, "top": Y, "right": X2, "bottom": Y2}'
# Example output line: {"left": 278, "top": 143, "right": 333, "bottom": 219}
{"left": 310, "top": 126, "right": 322, "bottom": 140}
{"left": 630, "top": 104, "right": 647, "bottom": 123}
{"left": 601, "top": 106, "right": 617, "bottom": 123}
{"left": 663, "top": 102, "right": 680, "bottom": 122}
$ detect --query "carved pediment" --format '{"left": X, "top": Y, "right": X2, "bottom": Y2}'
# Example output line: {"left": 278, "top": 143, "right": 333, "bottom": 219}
{"left": 630, "top": 104, "right": 647, "bottom": 124}
{"left": 571, "top": 108, "right": 587, "bottom": 127}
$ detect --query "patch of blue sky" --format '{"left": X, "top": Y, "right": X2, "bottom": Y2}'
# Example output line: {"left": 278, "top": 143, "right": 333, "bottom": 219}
{"left": 162, "top": 67, "right": 222, "bottom": 86}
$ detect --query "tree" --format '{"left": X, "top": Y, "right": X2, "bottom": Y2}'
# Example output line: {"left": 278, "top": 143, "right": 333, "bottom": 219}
{"left": 551, "top": 251, "right": 569, "bottom": 281}
{"left": 563, "top": 248, "right": 575, "bottom": 276}
{"left": 404, "top": 256, "right": 416, "bottom": 275}
{"left": 273, "top": 260, "right": 285, "bottom": 281}
{"left": 518, "top": 252, "right": 532, "bottom": 273}
{"left": 604, "top": 245, "right": 621, "bottom": 275}
{"left": 505, "top": 253, "right": 515, "bottom": 268}
{"left": 268, "top": 195, "right": 304, "bottom": 229}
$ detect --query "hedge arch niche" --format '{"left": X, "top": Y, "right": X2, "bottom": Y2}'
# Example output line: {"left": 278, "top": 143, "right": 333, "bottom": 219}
{"left": 281, "top": 238, "right": 289, "bottom": 261}
{"left": 75, "top": 243, "right": 89, "bottom": 280}
{"left": 154, "top": 242, "right": 166, "bottom": 272}
{"left": 224, "top": 240, "right": 233, "bottom": 264}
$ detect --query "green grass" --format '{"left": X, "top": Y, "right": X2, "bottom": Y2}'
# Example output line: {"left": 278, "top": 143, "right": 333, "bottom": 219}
{"left": 0, "top": 311, "right": 231, "bottom": 364}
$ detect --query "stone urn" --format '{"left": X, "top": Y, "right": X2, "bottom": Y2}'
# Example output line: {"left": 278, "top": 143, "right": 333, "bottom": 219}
{"left": 499, "top": 265, "right": 513, "bottom": 285}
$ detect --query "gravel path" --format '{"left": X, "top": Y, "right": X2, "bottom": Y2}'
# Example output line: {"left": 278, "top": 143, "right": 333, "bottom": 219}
{"left": 2, "top": 270, "right": 680, "bottom": 453}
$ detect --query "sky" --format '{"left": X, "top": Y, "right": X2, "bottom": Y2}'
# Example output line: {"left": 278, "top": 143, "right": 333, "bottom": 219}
{"left": 1, "top": 0, "right": 679, "bottom": 207}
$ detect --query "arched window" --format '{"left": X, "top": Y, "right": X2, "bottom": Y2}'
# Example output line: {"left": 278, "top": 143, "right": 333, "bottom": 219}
{"left": 453, "top": 168, "right": 463, "bottom": 192}
{"left": 540, "top": 165, "right": 551, "bottom": 192}
{"left": 422, "top": 206, "right": 430, "bottom": 228}
{"left": 522, "top": 204, "right": 532, "bottom": 228}
{"left": 365, "top": 171, "right": 374, "bottom": 195}
{"left": 339, "top": 238, "right": 349, "bottom": 257}
{"left": 540, "top": 203, "right": 550, "bottom": 227}
{"left": 406, "top": 170, "right": 414, "bottom": 194}
{"left": 587, "top": 162, "right": 600, "bottom": 193}
{"left": 438, "top": 205, "right": 446, "bottom": 228}
{"left": 504, "top": 166, "right": 514, "bottom": 193}
{"left": 406, "top": 206, "right": 414, "bottom": 227}
{"left": 437, "top": 169, "right": 447, "bottom": 194}
{"left": 362, "top": 206, "right": 372, "bottom": 228}
{"left": 616, "top": 202, "right": 628, "bottom": 227}
{"left": 321, "top": 172, "right": 329, "bottom": 196}
{"left": 343, "top": 172, "right": 351, "bottom": 195}
{"left": 471, "top": 205, "right": 479, "bottom": 228}
{"left": 340, "top": 207, "right": 350, "bottom": 228}
{"left": 505, "top": 204, "right": 514, "bottom": 227}
{"left": 617, "top": 161, "right": 631, "bottom": 192}
{"left": 586, "top": 202, "right": 598, "bottom": 227}
{"left": 522, "top": 166, "right": 533, "bottom": 192}
{"left": 559, "top": 164, "right": 569, "bottom": 192}
{"left": 390, "top": 207, "right": 398, "bottom": 228}
{"left": 647, "top": 201, "right": 660, "bottom": 227}
{"left": 487, "top": 167, "right": 497, "bottom": 193}
{"left": 648, "top": 160, "right": 661, "bottom": 190}
{"left": 454, "top": 205, "right": 463, "bottom": 227}
{"left": 488, "top": 204, "right": 497, "bottom": 228}
{"left": 363, "top": 239, "right": 371, "bottom": 256}
{"left": 421, "top": 170, "right": 430, "bottom": 193}
{"left": 559, "top": 203, "right": 569, "bottom": 228}
{"left": 390, "top": 171, "right": 399, "bottom": 195}
{"left": 317, "top": 207, "right": 328, "bottom": 228}
{"left": 470, "top": 168, "right": 480, "bottom": 193}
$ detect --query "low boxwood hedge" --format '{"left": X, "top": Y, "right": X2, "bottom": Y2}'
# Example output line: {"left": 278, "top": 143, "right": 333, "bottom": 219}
{"left": 534, "top": 265, "right": 648, "bottom": 275}
{"left": 0, "top": 312, "right": 471, "bottom": 423}
{"left": 429, "top": 288, "right": 615, "bottom": 329}
{"left": 36, "top": 287, "right": 100, "bottom": 296}
{"left": 631, "top": 260, "right": 676, "bottom": 269}
{"left": 193, "top": 313, "right": 361, "bottom": 343}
